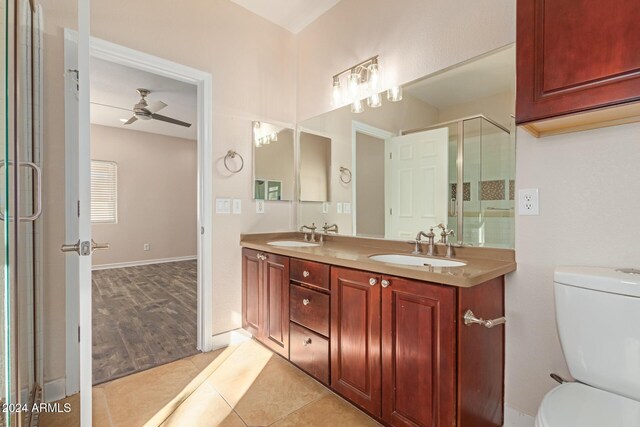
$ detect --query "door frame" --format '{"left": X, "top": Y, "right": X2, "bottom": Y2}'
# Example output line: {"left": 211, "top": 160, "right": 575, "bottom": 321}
{"left": 350, "top": 121, "right": 393, "bottom": 236}
{"left": 63, "top": 31, "right": 214, "bottom": 396}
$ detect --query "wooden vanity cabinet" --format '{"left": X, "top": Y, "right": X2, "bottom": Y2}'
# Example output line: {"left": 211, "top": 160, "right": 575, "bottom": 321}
{"left": 241, "top": 248, "right": 289, "bottom": 358}
{"left": 516, "top": 0, "right": 640, "bottom": 130}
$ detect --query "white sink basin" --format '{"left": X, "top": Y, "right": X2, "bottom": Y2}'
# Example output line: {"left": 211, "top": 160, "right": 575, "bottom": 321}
{"left": 267, "top": 240, "right": 320, "bottom": 248}
{"left": 369, "top": 254, "right": 466, "bottom": 268}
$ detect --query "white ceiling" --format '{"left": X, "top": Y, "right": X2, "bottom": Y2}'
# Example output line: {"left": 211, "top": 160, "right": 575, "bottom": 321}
{"left": 90, "top": 57, "right": 197, "bottom": 140}
{"left": 229, "top": 0, "right": 342, "bottom": 33}
{"left": 405, "top": 46, "right": 515, "bottom": 109}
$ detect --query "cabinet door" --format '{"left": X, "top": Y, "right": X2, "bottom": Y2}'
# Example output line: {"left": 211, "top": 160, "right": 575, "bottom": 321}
{"left": 330, "top": 267, "right": 382, "bottom": 416}
{"left": 516, "top": 0, "right": 640, "bottom": 124}
{"left": 242, "top": 248, "right": 262, "bottom": 337}
{"left": 261, "top": 253, "right": 290, "bottom": 358}
{"left": 381, "top": 276, "right": 456, "bottom": 427}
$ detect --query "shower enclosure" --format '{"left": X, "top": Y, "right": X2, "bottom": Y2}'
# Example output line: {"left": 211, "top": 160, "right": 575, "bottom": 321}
{"left": 2, "top": 0, "right": 44, "bottom": 426}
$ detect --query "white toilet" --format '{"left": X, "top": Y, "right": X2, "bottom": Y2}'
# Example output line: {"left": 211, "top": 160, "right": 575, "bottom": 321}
{"left": 535, "top": 267, "right": 640, "bottom": 426}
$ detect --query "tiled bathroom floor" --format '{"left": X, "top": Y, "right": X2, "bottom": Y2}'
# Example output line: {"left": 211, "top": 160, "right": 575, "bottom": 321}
{"left": 40, "top": 340, "right": 380, "bottom": 427}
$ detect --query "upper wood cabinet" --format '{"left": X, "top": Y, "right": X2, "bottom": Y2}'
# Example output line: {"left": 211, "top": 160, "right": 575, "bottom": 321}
{"left": 241, "top": 248, "right": 290, "bottom": 358}
{"left": 516, "top": 0, "right": 640, "bottom": 135}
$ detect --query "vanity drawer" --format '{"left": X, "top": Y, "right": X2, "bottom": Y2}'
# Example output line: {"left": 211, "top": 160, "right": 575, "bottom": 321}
{"left": 289, "top": 322, "right": 329, "bottom": 385}
{"left": 290, "top": 284, "right": 330, "bottom": 337}
{"left": 290, "top": 258, "right": 330, "bottom": 290}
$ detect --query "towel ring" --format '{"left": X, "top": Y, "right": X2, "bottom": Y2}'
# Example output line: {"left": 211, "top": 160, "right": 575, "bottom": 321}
{"left": 339, "top": 166, "right": 352, "bottom": 184}
{"left": 224, "top": 150, "right": 244, "bottom": 174}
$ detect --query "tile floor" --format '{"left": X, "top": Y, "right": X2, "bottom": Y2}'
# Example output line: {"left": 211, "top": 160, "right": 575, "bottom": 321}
{"left": 40, "top": 340, "right": 380, "bottom": 427}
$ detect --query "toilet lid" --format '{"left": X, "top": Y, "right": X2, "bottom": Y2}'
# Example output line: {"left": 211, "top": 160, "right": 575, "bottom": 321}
{"left": 537, "top": 383, "right": 640, "bottom": 427}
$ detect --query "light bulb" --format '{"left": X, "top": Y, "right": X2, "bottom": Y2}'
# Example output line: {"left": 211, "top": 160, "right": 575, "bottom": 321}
{"left": 347, "top": 71, "right": 360, "bottom": 101}
{"left": 367, "top": 92, "right": 382, "bottom": 108}
{"left": 387, "top": 86, "right": 403, "bottom": 102}
{"left": 351, "top": 99, "right": 364, "bottom": 114}
{"left": 368, "top": 62, "right": 380, "bottom": 91}
{"left": 332, "top": 77, "right": 342, "bottom": 106}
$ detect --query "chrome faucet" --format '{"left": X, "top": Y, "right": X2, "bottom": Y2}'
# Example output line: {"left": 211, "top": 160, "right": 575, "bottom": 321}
{"left": 319, "top": 223, "right": 339, "bottom": 243}
{"left": 300, "top": 223, "right": 317, "bottom": 242}
{"left": 413, "top": 228, "right": 436, "bottom": 255}
{"left": 435, "top": 223, "right": 456, "bottom": 258}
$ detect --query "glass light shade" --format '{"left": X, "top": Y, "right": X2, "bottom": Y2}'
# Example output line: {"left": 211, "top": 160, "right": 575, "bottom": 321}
{"left": 351, "top": 99, "right": 364, "bottom": 113}
{"left": 332, "top": 77, "right": 342, "bottom": 106}
{"left": 367, "top": 92, "right": 382, "bottom": 108}
{"left": 347, "top": 71, "right": 361, "bottom": 100}
{"left": 387, "top": 86, "right": 403, "bottom": 102}
{"left": 368, "top": 63, "right": 380, "bottom": 91}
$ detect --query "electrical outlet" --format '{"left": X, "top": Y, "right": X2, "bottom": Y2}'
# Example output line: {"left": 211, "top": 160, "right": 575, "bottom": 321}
{"left": 336, "top": 202, "right": 343, "bottom": 214}
{"left": 518, "top": 188, "right": 539, "bottom": 215}
{"left": 322, "top": 202, "right": 329, "bottom": 214}
{"left": 232, "top": 199, "right": 242, "bottom": 214}
{"left": 343, "top": 203, "right": 351, "bottom": 214}
{"left": 215, "top": 198, "right": 231, "bottom": 214}
{"left": 143, "top": 243, "right": 150, "bottom": 251}
{"left": 256, "top": 200, "right": 265, "bottom": 214}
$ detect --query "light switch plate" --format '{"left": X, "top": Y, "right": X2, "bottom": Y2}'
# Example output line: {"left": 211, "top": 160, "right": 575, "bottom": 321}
{"left": 322, "top": 202, "right": 329, "bottom": 214}
{"left": 232, "top": 199, "right": 242, "bottom": 214}
{"left": 336, "top": 202, "right": 343, "bottom": 214}
{"left": 343, "top": 202, "right": 351, "bottom": 214}
{"left": 256, "top": 200, "right": 265, "bottom": 214}
{"left": 216, "top": 198, "right": 231, "bottom": 214}
{"left": 518, "top": 188, "right": 539, "bottom": 215}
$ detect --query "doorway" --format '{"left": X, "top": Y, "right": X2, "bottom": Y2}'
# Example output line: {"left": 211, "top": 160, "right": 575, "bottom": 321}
{"left": 63, "top": 32, "right": 213, "bottom": 399}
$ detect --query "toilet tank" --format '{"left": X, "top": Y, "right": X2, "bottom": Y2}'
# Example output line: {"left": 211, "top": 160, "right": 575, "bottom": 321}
{"left": 554, "top": 266, "right": 640, "bottom": 402}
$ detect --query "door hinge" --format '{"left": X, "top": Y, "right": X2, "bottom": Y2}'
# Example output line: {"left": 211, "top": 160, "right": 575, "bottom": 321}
{"left": 78, "top": 326, "right": 80, "bottom": 342}
{"left": 201, "top": 226, "right": 204, "bottom": 235}
{"left": 67, "top": 69, "right": 79, "bottom": 92}
{"left": 390, "top": 208, "right": 393, "bottom": 215}
{"left": 77, "top": 200, "right": 80, "bottom": 217}
{"left": 389, "top": 152, "right": 393, "bottom": 159}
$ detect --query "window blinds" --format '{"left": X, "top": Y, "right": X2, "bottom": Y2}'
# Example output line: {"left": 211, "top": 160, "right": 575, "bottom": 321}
{"left": 90, "top": 160, "right": 118, "bottom": 223}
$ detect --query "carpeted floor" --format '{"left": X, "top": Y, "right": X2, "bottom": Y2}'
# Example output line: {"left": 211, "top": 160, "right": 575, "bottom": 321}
{"left": 92, "top": 260, "right": 198, "bottom": 385}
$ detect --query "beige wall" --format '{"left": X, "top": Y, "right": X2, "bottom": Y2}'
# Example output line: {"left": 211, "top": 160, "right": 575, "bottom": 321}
{"left": 90, "top": 124, "right": 197, "bottom": 266}
{"left": 437, "top": 90, "right": 515, "bottom": 129}
{"left": 355, "top": 133, "right": 385, "bottom": 237}
{"left": 40, "top": 0, "right": 297, "bottom": 384}
{"left": 299, "top": 132, "right": 331, "bottom": 202}
{"left": 254, "top": 128, "right": 295, "bottom": 201}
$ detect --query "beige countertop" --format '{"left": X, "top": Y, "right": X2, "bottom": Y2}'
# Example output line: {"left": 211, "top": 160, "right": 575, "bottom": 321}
{"left": 240, "top": 232, "right": 516, "bottom": 288}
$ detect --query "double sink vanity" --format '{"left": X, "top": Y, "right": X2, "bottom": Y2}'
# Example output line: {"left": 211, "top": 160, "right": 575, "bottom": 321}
{"left": 240, "top": 232, "right": 515, "bottom": 427}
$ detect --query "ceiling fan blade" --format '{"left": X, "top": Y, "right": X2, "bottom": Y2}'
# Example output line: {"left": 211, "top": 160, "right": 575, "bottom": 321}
{"left": 151, "top": 113, "right": 192, "bottom": 128}
{"left": 123, "top": 116, "right": 138, "bottom": 125}
{"left": 146, "top": 101, "right": 168, "bottom": 114}
{"left": 90, "top": 101, "right": 132, "bottom": 112}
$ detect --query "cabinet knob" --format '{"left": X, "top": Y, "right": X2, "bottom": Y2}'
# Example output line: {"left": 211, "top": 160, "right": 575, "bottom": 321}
{"left": 257, "top": 253, "right": 267, "bottom": 260}
{"left": 369, "top": 278, "right": 378, "bottom": 286}
{"left": 381, "top": 279, "right": 391, "bottom": 288}
{"left": 302, "top": 298, "right": 311, "bottom": 306}
{"left": 303, "top": 338, "right": 312, "bottom": 346}
{"left": 303, "top": 270, "right": 310, "bottom": 278}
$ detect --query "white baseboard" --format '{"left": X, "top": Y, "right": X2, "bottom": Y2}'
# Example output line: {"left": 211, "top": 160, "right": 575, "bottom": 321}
{"left": 504, "top": 405, "right": 536, "bottom": 427}
{"left": 92, "top": 255, "right": 197, "bottom": 271}
{"left": 44, "top": 378, "right": 67, "bottom": 403}
{"left": 210, "top": 328, "right": 251, "bottom": 351}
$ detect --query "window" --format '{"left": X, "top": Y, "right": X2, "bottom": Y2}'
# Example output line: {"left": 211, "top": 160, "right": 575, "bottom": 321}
{"left": 91, "top": 160, "right": 118, "bottom": 224}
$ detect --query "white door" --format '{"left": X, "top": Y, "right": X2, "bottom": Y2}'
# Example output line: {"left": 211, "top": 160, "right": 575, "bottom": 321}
{"left": 62, "top": 3, "right": 94, "bottom": 425}
{"left": 385, "top": 127, "right": 449, "bottom": 240}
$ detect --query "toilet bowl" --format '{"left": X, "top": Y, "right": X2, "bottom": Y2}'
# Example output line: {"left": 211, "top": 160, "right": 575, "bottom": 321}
{"left": 535, "top": 267, "right": 640, "bottom": 426}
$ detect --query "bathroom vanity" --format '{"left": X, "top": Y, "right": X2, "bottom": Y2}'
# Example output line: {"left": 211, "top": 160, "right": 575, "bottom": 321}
{"left": 241, "top": 232, "right": 515, "bottom": 427}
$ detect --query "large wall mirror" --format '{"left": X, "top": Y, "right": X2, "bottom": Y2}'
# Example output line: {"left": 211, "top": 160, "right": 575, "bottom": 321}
{"left": 299, "top": 131, "right": 332, "bottom": 202}
{"left": 298, "top": 45, "right": 516, "bottom": 248}
{"left": 253, "top": 122, "right": 295, "bottom": 201}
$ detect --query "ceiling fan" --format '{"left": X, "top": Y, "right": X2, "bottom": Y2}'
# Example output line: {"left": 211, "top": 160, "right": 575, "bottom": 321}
{"left": 95, "top": 88, "right": 192, "bottom": 128}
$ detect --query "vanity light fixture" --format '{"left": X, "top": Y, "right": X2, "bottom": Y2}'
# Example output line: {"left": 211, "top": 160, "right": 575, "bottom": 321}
{"left": 331, "top": 55, "right": 382, "bottom": 112}
{"left": 387, "top": 86, "right": 403, "bottom": 102}
{"left": 253, "top": 121, "right": 279, "bottom": 148}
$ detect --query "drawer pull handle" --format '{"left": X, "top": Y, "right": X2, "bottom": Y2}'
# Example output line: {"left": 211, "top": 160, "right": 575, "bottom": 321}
{"left": 257, "top": 253, "right": 267, "bottom": 261}
{"left": 463, "top": 309, "right": 506, "bottom": 328}
{"left": 302, "top": 298, "right": 311, "bottom": 306}
{"left": 369, "top": 278, "right": 378, "bottom": 286}
{"left": 303, "top": 338, "right": 312, "bottom": 346}
{"left": 303, "top": 270, "right": 310, "bottom": 278}
{"left": 381, "top": 279, "right": 391, "bottom": 288}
